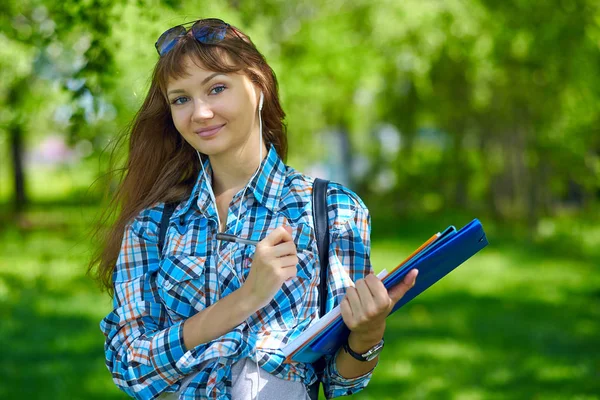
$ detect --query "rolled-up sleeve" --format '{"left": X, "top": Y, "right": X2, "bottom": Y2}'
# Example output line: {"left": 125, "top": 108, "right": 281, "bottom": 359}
{"left": 319, "top": 184, "right": 376, "bottom": 398}
{"left": 100, "top": 205, "right": 188, "bottom": 399}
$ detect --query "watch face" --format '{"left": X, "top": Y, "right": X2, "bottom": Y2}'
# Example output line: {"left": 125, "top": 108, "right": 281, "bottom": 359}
{"left": 363, "top": 340, "right": 385, "bottom": 361}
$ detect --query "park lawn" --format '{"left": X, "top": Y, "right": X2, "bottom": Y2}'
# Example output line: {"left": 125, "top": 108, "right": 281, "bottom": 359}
{"left": 0, "top": 205, "right": 598, "bottom": 400}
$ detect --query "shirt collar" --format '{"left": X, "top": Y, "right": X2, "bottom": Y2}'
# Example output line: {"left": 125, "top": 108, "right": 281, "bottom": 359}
{"left": 246, "top": 144, "right": 286, "bottom": 213}
{"left": 173, "top": 144, "right": 286, "bottom": 219}
{"left": 173, "top": 156, "right": 214, "bottom": 220}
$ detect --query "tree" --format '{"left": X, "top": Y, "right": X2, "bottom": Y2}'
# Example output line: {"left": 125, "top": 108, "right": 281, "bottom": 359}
{"left": 0, "top": 0, "right": 119, "bottom": 215}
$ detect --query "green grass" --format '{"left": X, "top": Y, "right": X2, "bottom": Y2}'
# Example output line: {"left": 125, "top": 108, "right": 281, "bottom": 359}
{"left": 0, "top": 205, "right": 598, "bottom": 399}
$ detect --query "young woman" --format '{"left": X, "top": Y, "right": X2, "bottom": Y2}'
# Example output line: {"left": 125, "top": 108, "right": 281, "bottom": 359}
{"left": 92, "top": 18, "right": 418, "bottom": 400}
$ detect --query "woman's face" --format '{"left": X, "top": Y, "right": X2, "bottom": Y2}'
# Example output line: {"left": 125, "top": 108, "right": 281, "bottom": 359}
{"left": 166, "top": 55, "right": 261, "bottom": 158}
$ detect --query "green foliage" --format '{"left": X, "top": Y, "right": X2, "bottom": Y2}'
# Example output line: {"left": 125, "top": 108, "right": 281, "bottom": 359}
{"left": 1, "top": 2, "right": 599, "bottom": 397}
{"left": 0, "top": 206, "right": 598, "bottom": 398}
{"left": 2, "top": 0, "right": 599, "bottom": 223}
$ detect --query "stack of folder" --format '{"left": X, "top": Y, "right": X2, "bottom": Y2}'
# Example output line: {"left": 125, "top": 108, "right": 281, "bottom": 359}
{"left": 282, "top": 218, "right": 489, "bottom": 364}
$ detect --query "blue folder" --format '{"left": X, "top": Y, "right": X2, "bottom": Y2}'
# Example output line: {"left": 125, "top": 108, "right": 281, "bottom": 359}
{"left": 286, "top": 218, "right": 488, "bottom": 363}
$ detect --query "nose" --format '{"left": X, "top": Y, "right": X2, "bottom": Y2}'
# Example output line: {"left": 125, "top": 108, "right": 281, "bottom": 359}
{"left": 191, "top": 99, "right": 214, "bottom": 122}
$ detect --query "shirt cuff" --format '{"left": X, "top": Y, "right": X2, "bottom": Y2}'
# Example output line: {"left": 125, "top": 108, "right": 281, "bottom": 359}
{"left": 149, "top": 321, "right": 187, "bottom": 383}
{"left": 323, "top": 349, "right": 377, "bottom": 397}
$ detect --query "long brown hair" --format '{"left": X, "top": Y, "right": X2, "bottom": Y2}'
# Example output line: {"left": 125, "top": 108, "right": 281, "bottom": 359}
{"left": 89, "top": 20, "right": 288, "bottom": 295}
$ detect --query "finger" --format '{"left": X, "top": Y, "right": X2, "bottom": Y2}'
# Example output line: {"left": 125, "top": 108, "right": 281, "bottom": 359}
{"left": 263, "top": 225, "right": 293, "bottom": 246}
{"left": 345, "top": 285, "right": 363, "bottom": 318}
{"left": 272, "top": 241, "right": 297, "bottom": 258}
{"left": 365, "top": 274, "right": 391, "bottom": 309}
{"left": 388, "top": 269, "right": 419, "bottom": 303}
{"left": 283, "top": 266, "right": 298, "bottom": 281}
{"left": 276, "top": 255, "right": 299, "bottom": 268}
{"left": 340, "top": 297, "right": 356, "bottom": 328}
{"left": 355, "top": 278, "right": 378, "bottom": 318}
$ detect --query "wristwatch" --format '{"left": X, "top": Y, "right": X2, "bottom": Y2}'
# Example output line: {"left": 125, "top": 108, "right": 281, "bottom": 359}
{"left": 343, "top": 338, "right": 385, "bottom": 362}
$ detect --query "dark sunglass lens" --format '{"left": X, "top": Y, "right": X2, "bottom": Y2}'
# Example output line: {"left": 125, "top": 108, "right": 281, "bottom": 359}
{"left": 192, "top": 24, "right": 227, "bottom": 44}
{"left": 156, "top": 25, "right": 186, "bottom": 56}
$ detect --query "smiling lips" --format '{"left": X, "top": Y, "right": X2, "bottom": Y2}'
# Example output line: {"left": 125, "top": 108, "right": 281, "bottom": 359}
{"left": 195, "top": 123, "right": 225, "bottom": 138}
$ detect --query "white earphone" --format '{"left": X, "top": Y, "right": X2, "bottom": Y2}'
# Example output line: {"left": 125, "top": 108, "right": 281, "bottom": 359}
{"left": 195, "top": 88, "right": 266, "bottom": 400}
{"left": 255, "top": 89, "right": 265, "bottom": 400}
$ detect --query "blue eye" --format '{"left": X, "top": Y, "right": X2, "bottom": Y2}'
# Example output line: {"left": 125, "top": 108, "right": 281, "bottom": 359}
{"left": 171, "top": 96, "right": 188, "bottom": 105}
{"left": 210, "top": 85, "right": 226, "bottom": 95}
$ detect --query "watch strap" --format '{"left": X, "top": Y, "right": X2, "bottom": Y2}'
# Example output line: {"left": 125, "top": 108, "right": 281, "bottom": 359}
{"left": 343, "top": 338, "right": 385, "bottom": 362}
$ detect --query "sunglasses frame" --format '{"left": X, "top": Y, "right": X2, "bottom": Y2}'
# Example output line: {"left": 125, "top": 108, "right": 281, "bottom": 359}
{"left": 155, "top": 18, "right": 239, "bottom": 56}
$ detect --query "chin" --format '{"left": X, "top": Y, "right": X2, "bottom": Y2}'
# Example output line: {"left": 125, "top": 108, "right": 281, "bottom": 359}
{"left": 192, "top": 139, "right": 230, "bottom": 158}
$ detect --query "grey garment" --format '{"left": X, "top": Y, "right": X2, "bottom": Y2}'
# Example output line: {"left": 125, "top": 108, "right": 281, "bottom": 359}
{"left": 231, "top": 357, "right": 311, "bottom": 400}
{"left": 158, "top": 358, "right": 311, "bottom": 400}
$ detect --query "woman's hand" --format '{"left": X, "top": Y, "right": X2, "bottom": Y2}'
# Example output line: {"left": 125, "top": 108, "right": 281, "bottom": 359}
{"left": 241, "top": 225, "right": 298, "bottom": 310}
{"left": 341, "top": 269, "right": 419, "bottom": 345}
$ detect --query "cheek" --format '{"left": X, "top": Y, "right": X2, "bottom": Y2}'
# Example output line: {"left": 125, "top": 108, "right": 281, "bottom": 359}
{"left": 170, "top": 108, "right": 189, "bottom": 130}
{"left": 211, "top": 101, "right": 232, "bottom": 120}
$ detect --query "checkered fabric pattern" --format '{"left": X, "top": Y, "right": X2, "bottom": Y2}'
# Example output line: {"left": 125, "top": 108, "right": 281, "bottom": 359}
{"left": 101, "top": 145, "right": 376, "bottom": 399}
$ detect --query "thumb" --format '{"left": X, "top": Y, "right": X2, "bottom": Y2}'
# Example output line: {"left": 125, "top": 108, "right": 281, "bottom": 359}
{"left": 388, "top": 269, "right": 418, "bottom": 303}
{"left": 263, "top": 225, "right": 293, "bottom": 246}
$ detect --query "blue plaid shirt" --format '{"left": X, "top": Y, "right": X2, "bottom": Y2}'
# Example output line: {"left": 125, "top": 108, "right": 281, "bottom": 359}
{"left": 101, "top": 145, "right": 376, "bottom": 399}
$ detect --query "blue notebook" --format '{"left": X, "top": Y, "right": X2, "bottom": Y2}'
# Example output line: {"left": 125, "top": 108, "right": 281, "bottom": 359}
{"left": 282, "top": 218, "right": 488, "bottom": 364}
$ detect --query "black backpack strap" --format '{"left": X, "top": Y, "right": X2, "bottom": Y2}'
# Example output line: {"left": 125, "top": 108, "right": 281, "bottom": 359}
{"left": 313, "top": 178, "right": 331, "bottom": 319}
{"left": 158, "top": 202, "right": 177, "bottom": 255}
{"left": 308, "top": 178, "right": 330, "bottom": 400}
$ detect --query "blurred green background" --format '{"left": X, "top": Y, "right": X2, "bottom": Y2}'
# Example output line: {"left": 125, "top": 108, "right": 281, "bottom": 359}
{"left": 1, "top": 0, "right": 599, "bottom": 399}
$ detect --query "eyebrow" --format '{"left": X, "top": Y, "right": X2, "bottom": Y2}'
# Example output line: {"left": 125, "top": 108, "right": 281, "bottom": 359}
{"left": 167, "top": 73, "right": 226, "bottom": 96}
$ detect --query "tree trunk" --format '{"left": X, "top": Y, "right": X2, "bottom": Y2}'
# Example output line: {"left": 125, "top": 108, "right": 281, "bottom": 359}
{"left": 452, "top": 129, "right": 468, "bottom": 210}
{"left": 9, "top": 122, "right": 27, "bottom": 214}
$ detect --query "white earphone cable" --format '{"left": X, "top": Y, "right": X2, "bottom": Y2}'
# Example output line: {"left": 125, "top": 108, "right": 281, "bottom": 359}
{"left": 254, "top": 91, "right": 264, "bottom": 400}
{"left": 196, "top": 92, "right": 265, "bottom": 399}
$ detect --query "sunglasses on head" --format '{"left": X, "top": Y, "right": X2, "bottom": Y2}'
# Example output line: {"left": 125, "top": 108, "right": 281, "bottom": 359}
{"left": 155, "top": 18, "right": 239, "bottom": 56}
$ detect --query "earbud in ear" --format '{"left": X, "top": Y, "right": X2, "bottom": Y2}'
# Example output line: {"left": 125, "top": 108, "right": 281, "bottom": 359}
{"left": 259, "top": 91, "right": 264, "bottom": 111}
